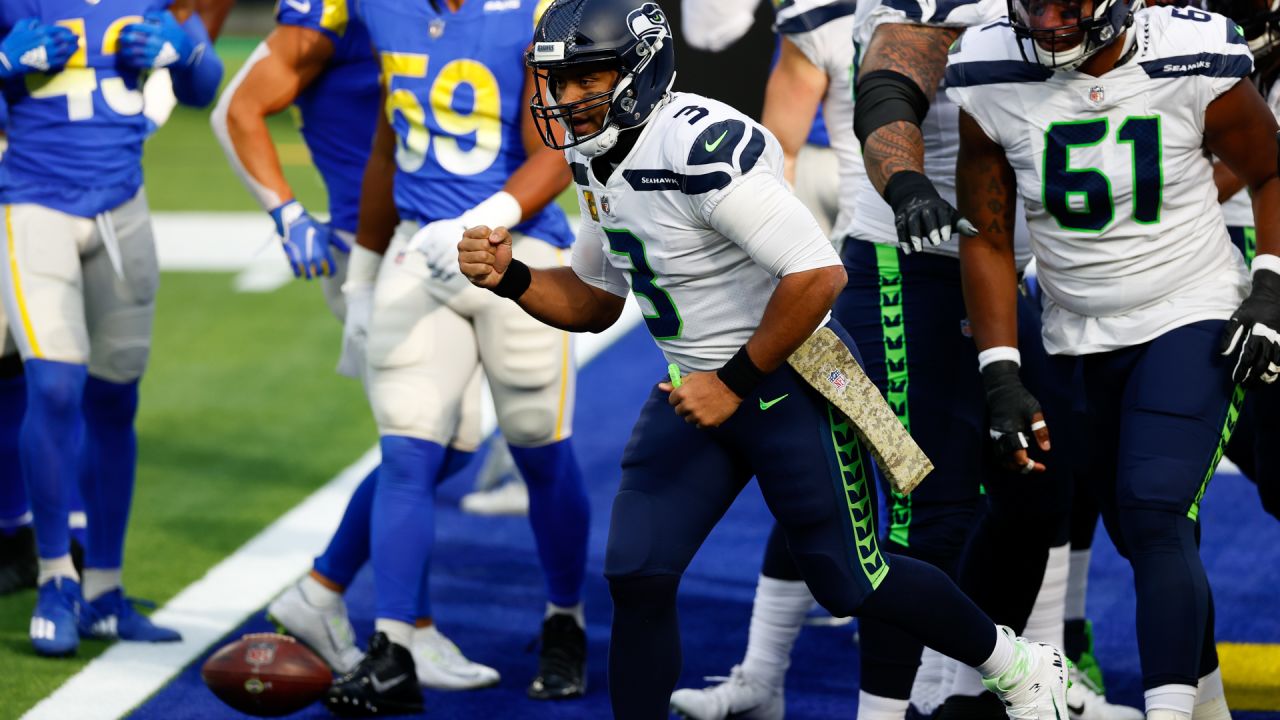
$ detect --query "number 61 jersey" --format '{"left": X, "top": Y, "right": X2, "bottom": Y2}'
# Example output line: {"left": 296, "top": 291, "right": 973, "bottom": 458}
{"left": 946, "top": 6, "right": 1252, "bottom": 356}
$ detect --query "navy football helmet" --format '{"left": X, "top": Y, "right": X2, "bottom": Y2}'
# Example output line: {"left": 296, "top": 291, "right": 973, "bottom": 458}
{"left": 1207, "top": 0, "right": 1280, "bottom": 76}
{"left": 1008, "top": 0, "right": 1137, "bottom": 70}
{"left": 527, "top": 0, "right": 676, "bottom": 156}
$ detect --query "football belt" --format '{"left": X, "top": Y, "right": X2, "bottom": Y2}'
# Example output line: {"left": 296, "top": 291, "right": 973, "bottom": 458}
{"left": 787, "top": 326, "right": 933, "bottom": 495}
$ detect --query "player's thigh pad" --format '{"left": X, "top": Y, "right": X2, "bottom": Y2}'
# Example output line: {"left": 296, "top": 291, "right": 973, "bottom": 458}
{"left": 470, "top": 234, "right": 574, "bottom": 447}
{"left": 366, "top": 228, "right": 480, "bottom": 442}
{"left": 793, "top": 144, "right": 839, "bottom": 237}
{"left": 0, "top": 203, "right": 95, "bottom": 365}
{"left": 450, "top": 366, "right": 485, "bottom": 453}
{"left": 83, "top": 192, "right": 159, "bottom": 383}
{"left": 321, "top": 232, "right": 353, "bottom": 323}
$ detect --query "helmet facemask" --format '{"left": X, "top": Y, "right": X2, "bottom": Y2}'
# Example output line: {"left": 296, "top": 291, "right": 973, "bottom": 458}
{"left": 1009, "top": 0, "right": 1136, "bottom": 70}
{"left": 529, "top": 60, "right": 627, "bottom": 154}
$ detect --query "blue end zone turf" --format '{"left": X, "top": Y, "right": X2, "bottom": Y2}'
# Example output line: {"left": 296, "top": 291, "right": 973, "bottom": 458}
{"left": 129, "top": 325, "right": 1280, "bottom": 719}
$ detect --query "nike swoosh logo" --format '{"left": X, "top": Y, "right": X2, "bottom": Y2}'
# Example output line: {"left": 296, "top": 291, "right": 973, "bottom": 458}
{"left": 286, "top": 0, "right": 312, "bottom": 14}
{"left": 759, "top": 394, "right": 788, "bottom": 410}
{"left": 369, "top": 673, "right": 408, "bottom": 694}
{"left": 704, "top": 129, "right": 729, "bottom": 152}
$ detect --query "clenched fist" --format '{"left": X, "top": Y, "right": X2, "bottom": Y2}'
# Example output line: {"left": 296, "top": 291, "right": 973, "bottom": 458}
{"left": 458, "top": 225, "right": 513, "bottom": 289}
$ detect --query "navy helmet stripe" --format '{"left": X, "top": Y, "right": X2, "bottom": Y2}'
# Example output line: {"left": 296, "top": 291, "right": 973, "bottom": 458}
{"left": 1139, "top": 52, "right": 1252, "bottom": 78}
{"left": 944, "top": 59, "right": 1052, "bottom": 88}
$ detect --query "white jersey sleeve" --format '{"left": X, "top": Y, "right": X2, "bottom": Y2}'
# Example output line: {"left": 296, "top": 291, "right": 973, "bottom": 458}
{"left": 569, "top": 182, "right": 629, "bottom": 297}
{"left": 854, "top": 0, "right": 1006, "bottom": 44}
{"left": 945, "top": 7, "right": 1253, "bottom": 355}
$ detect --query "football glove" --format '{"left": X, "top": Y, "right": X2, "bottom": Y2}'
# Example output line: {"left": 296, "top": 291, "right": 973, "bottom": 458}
{"left": 337, "top": 284, "right": 372, "bottom": 380}
{"left": 1221, "top": 265, "right": 1280, "bottom": 387}
{"left": 117, "top": 11, "right": 197, "bottom": 70}
{"left": 404, "top": 217, "right": 471, "bottom": 297}
{"left": 0, "top": 19, "right": 78, "bottom": 79}
{"left": 981, "top": 359, "right": 1045, "bottom": 474}
{"left": 269, "top": 200, "right": 348, "bottom": 279}
{"left": 883, "top": 171, "right": 978, "bottom": 254}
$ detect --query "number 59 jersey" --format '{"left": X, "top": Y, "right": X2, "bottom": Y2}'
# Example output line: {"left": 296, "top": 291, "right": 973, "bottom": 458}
{"left": 355, "top": 0, "right": 572, "bottom": 247}
{"left": 0, "top": 0, "right": 170, "bottom": 218}
{"left": 946, "top": 6, "right": 1252, "bottom": 355}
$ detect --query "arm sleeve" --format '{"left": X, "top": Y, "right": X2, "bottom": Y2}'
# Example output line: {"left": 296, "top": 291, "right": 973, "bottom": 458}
{"left": 570, "top": 192, "right": 630, "bottom": 297}
{"left": 708, "top": 171, "right": 842, "bottom": 277}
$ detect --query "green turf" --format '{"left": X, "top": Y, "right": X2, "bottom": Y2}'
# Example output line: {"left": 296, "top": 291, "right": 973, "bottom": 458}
{"left": 0, "top": 273, "right": 377, "bottom": 720}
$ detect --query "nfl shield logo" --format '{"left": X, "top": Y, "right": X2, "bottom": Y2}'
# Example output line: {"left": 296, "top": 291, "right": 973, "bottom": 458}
{"left": 826, "top": 369, "right": 849, "bottom": 393}
{"left": 601, "top": 195, "right": 612, "bottom": 216}
{"left": 1088, "top": 85, "right": 1105, "bottom": 104}
{"left": 245, "top": 640, "right": 277, "bottom": 667}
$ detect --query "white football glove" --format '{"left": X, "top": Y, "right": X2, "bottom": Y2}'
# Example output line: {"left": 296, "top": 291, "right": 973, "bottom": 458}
{"left": 336, "top": 246, "right": 381, "bottom": 380}
{"left": 405, "top": 217, "right": 471, "bottom": 299}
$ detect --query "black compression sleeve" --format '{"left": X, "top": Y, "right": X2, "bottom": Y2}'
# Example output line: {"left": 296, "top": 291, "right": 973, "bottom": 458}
{"left": 853, "top": 69, "right": 931, "bottom": 147}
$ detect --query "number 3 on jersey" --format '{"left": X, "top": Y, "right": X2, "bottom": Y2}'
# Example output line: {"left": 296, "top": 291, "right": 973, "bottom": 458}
{"left": 381, "top": 51, "right": 502, "bottom": 176}
{"left": 604, "top": 228, "right": 683, "bottom": 340}
{"left": 1042, "top": 116, "right": 1162, "bottom": 232}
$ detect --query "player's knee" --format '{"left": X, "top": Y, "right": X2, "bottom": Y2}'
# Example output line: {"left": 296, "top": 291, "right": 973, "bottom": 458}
{"left": 1117, "top": 506, "right": 1192, "bottom": 556}
{"left": 487, "top": 317, "right": 561, "bottom": 390}
{"left": 25, "top": 361, "right": 84, "bottom": 420}
{"left": 790, "top": 550, "right": 869, "bottom": 617}
{"left": 90, "top": 344, "right": 150, "bottom": 384}
{"left": 497, "top": 404, "right": 559, "bottom": 447}
{"left": 369, "top": 374, "right": 452, "bottom": 443}
{"left": 604, "top": 490, "right": 665, "bottom": 579}
{"left": 607, "top": 572, "right": 680, "bottom": 613}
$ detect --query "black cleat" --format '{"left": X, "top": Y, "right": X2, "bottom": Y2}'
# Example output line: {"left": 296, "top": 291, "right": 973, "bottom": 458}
{"left": 0, "top": 525, "right": 38, "bottom": 596}
{"left": 527, "top": 614, "right": 586, "bottom": 700}
{"left": 325, "top": 632, "right": 424, "bottom": 717}
{"left": 934, "top": 692, "right": 1008, "bottom": 720}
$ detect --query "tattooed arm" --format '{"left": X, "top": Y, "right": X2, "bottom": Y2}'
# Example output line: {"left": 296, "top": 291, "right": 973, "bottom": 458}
{"left": 955, "top": 108, "right": 1019, "bottom": 351}
{"left": 856, "top": 22, "right": 960, "bottom": 193}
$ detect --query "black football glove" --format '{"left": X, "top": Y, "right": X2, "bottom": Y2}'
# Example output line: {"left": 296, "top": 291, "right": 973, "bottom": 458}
{"left": 1221, "top": 266, "right": 1280, "bottom": 388}
{"left": 981, "top": 359, "right": 1046, "bottom": 474}
{"left": 883, "top": 171, "right": 978, "bottom": 254}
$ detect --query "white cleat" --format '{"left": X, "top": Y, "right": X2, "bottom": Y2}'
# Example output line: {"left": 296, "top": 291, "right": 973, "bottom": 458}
{"left": 984, "top": 628, "right": 1069, "bottom": 720}
{"left": 669, "top": 665, "right": 784, "bottom": 720}
{"left": 411, "top": 625, "right": 501, "bottom": 690}
{"left": 460, "top": 480, "right": 530, "bottom": 517}
{"left": 267, "top": 581, "right": 364, "bottom": 675}
{"left": 1067, "top": 664, "right": 1143, "bottom": 720}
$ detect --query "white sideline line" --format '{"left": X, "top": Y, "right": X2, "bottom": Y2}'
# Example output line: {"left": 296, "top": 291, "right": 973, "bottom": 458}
{"left": 23, "top": 300, "right": 642, "bottom": 720}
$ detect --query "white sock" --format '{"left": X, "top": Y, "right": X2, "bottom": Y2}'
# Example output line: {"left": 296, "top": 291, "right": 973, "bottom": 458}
{"left": 909, "top": 648, "right": 949, "bottom": 714}
{"left": 857, "top": 690, "right": 911, "bottom": 720}
{"left": 0, "top": 511, "right": 33, "bottom": 530}
{"left": 82, "top": 568, "right": 123, "bottom": 602}
{"left": 1023, "top": 543, "right": 1068, "bottom": 650}
{"left": 1066, "top": 548, "right": 1092, "bottom": 621}
{"left": 740, "top": 575, "right": 813, "bottom": 690}
{"left": 976, "top": 626, "right": 1017, "bottom": 679}
{"left": 1192, "top": 668, "right": 1230, "bottom": 720}
{"left": 37, "top": 554, "right": 79, "bottom": 586}
{"left": 1147, "top": 712, "right": 1192, "bottom": 720}
{"left": 375, "top": 619, "right": 415, "bottom": 649}
{"left": 546, "top": 601, "right": 585, "bottom": 629}
{"left": 299, "top": 575, "right": 341, "bottom": 609}
{"left": 1145, "top": 684, "right": 1198, "bottom": 717}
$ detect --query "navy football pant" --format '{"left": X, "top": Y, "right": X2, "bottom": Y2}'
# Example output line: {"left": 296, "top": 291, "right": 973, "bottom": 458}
{"left": 605, "top": 322, "right": 997, "bottom": 719}
{"left": 1053, "top": 320, "right": 1239, "bottom": 690}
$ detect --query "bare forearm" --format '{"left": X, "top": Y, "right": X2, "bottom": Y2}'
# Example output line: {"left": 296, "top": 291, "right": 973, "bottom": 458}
{"left": 745, "top": 266, "right": 846, "bottom": 372}
{"left": 225, "top": 106, "right": 293, "bottom": 206}
{"left": 1252, "top": 177, "right": 1280, "bottom": 257}
{"left": 356, "top": 117, "right": 399, "bottom": 254}
{"left": 516, "top": 267, "right": 624, "bottom": 333}
{"left": 864, "top": 121, "right": 927, "bottom": 193}
{"left": 959, "top": 238, "right": 1019, "bottom": 351}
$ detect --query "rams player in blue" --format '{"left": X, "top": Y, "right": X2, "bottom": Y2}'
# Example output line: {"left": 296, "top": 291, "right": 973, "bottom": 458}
{"left": 463, "top": 0, "right": 1072, "bottom": 717}
{"left": 210, "top": 0, "right": 505, "bottom": 691}
{"left": 0, "top": 0, "right": 222, "bottom": 656}
{"left": 321, "top": 0, "right": 592, "bottom": 713}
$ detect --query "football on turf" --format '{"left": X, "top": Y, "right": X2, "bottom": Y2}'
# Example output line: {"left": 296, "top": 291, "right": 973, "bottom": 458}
{"left": 201, "top": 632, "right": 332, "bottom": 717}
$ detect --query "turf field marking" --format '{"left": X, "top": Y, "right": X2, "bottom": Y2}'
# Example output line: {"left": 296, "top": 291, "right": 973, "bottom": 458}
{"left": 1219, "top": 641, "right": 1280, "bottom": 711}
{"left": 22, "top": 298, "right": 641, "bottom": 720}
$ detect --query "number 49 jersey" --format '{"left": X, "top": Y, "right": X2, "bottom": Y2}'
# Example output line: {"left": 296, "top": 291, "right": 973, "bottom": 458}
{"left": 0, "top": 0, "right": 169, "bottom": 218}
{"left": 946, "top": 6, "right": 1252, "bottom": 355}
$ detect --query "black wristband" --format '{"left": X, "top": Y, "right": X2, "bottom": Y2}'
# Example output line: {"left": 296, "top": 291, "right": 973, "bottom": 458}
{"left": 717, "top": 346, "right": 767, "bottom": 399}
{"left": 493, "top": 259, "right": 532, "bottom": 299}
{"left": 882, "top": 171, "right": 942, "bottom": 215}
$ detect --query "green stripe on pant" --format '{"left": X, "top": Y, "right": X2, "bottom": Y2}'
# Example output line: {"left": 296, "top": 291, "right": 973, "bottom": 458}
{"left": 1188, "top": 384, "right": 1245, "bottom": 521}
{"left": 875, "top": 244, "right": 912, "bottom": 546}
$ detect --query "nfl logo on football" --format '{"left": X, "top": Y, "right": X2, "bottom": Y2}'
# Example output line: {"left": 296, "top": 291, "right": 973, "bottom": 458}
{"left": 245, "top": 641, "right": 276, "bottom": 668}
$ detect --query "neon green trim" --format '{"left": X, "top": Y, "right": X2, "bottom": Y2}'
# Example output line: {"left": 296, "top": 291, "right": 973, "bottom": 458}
{"left": 827, "top": 405, "right": 890, "bottom": 589}
{"left": 759, "top": 394, "right": 789, "bottom": 410}
{"left": 1188, "top": 385, "right": 1245, "bottom": 521}
{"left": 1245, "top": 226, "right": 1257, "bottom": 266}
{"left": 875, "top": 244, "right": 912, "bottom": 547}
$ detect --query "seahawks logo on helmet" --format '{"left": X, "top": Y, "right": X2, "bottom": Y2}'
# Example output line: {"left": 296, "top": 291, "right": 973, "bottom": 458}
{"left": 628, "top": 2, "right": 669, "bottom": 64}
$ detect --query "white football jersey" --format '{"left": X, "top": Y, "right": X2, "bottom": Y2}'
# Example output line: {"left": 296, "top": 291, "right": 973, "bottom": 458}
{"left": 1220, "top": 81, "right": 1280, "bottom": 228}
{"left": 847, "top": 0, "right": 1033, "bottom": 267}
{"left": 946, "top": 6, "right": 1253, "bottom": 355}
{"left": 568, "top": 93, "right": 840, "bottom": 372}
{"left": 776, "top": 0, "right": 865, "bottom": 240}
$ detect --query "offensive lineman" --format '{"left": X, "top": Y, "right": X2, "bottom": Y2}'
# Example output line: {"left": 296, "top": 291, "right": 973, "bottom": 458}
{"left": 948, "top": 0, "right": 1280, "bottom": 717}
{"left": 209, "top": 0, "right": 501, "bottom": 689}
{"left": 322, "top": 0, "right": 592, "bottom": 713}
{"left": 464, "top": 0, "right": 1069, "bottom": 718}
{"left": 0, "top": 0, "right": 222, "bottom": 657}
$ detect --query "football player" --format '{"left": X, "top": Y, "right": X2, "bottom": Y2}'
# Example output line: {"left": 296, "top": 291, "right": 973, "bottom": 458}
{"left": 949, "top": 1, "right": 1280, "bottom": 717}
{"left": 0, "top": 0, "right": 222, "bottom": 656}
{"left": 209, "top": 0, "right": 501, "bottom": 689}
{"left": 464, "top": 1, "right": 1069, "bottom": 718}
{"left": 1209, "top": 0, "right": 1280, "bottom": 523}
{"left": 321, "top": 0, "right": 593, "bottom": 713}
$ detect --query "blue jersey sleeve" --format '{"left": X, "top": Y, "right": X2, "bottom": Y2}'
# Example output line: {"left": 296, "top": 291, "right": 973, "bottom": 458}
{"left": 277, "top": 0, "right": 351, "bottom": 43}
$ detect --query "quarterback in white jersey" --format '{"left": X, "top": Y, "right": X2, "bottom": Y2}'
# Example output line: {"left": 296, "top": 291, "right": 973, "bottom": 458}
{"left": 950, "top": 1, "right": 1280, "bottom": 718}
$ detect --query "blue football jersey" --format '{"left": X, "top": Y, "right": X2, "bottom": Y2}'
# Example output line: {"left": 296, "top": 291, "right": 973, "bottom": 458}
{"left": 0, "top": 0, "right": 170, "bottom": 217}
{"left": 356, "top": 0, "right": 572, "bottom": 247}
{"left": 278, "top": 0, "right": 379, "bottom": 234}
